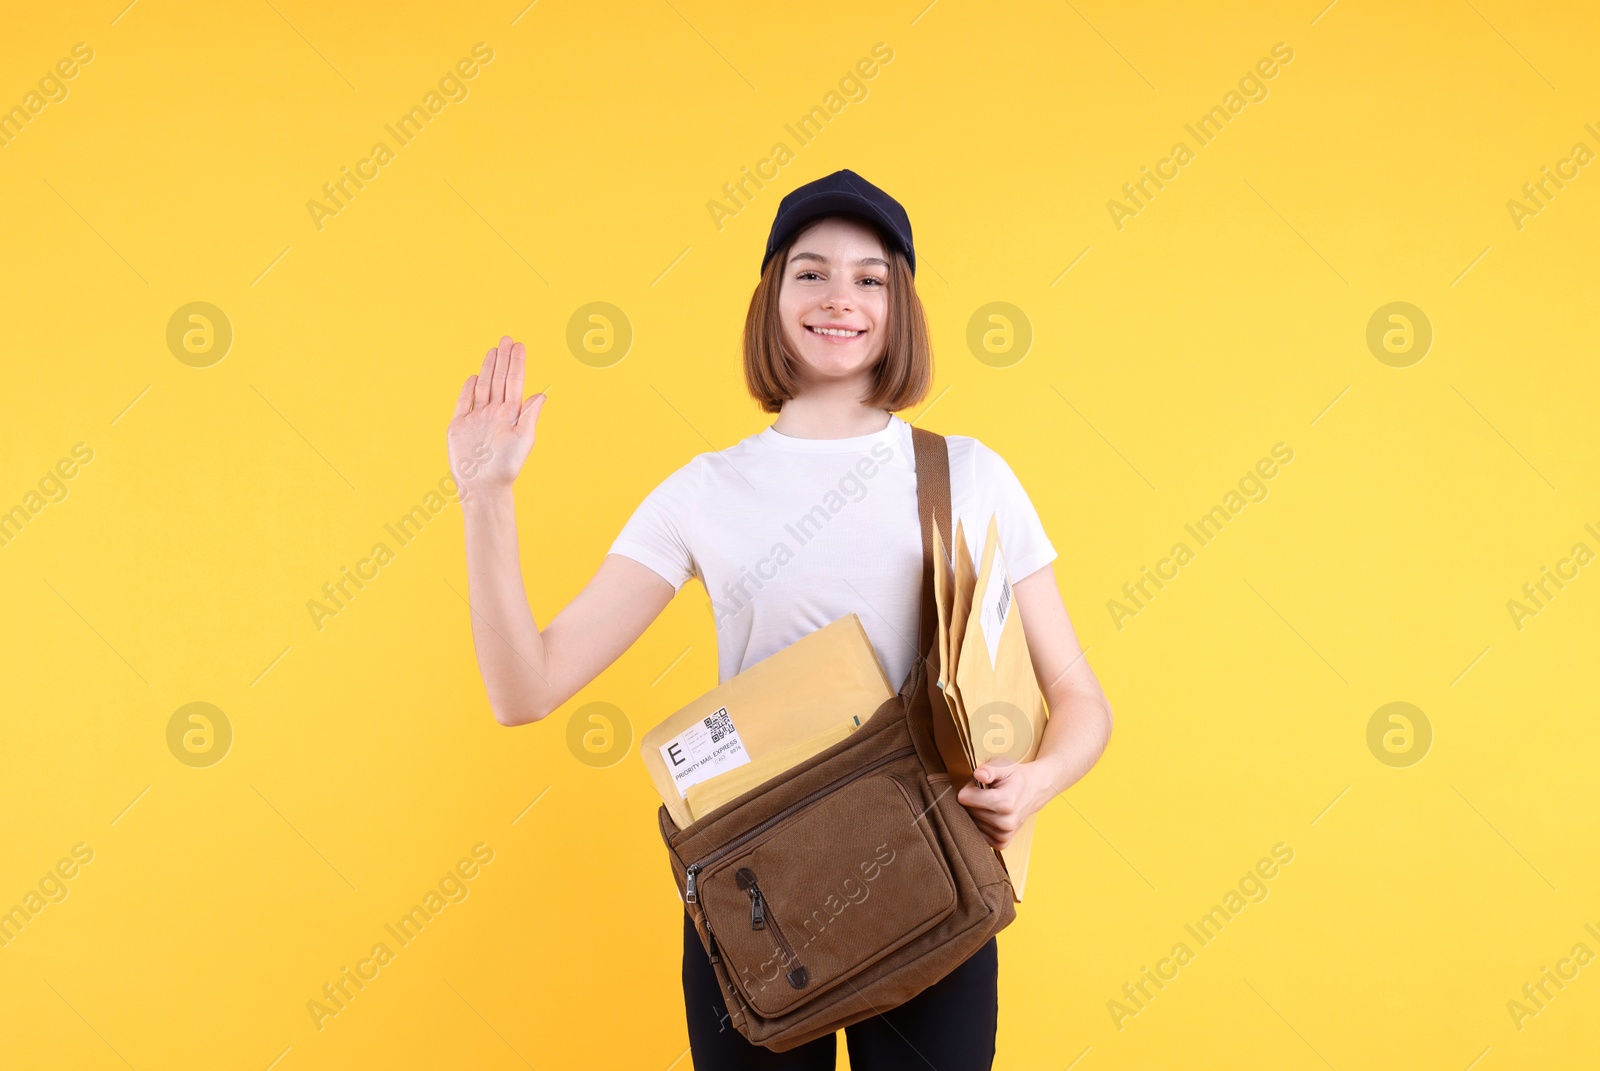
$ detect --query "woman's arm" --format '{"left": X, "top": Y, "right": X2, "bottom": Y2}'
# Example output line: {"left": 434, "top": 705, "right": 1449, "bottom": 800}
{"left": 449, "top": 336, "right": 675, "bottom": 727}
{"left": 956, "top": 563, "right": 1113, "bottom": 849}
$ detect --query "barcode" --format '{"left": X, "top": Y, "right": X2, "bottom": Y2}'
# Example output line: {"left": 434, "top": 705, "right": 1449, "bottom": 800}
{"left": 705, "top": 707, "right": 734, "bottom": 743}
{"left": 996, "top": 576, "right": 1011, "bottom": 621}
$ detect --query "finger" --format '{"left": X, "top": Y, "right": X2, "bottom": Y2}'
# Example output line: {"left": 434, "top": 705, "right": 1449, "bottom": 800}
{"left": 972, "top": 817, "right": 1006, "bottom": 850}
{"left": 967, "top": 799, "right": 1005, "bottom": 822}
{"left": 977, "top": 764, "right": 1015, "bottom": 789}
{"left": 452, "top": 376, "right": 477, "bottom": 419}
{"left": 472, "top": 348, "right": 495, "bottom": 409}
{"left": 958, "top": 783, "right": 995, "bottom": 812}
{"left": 515, "top": 392, "right": 547, "bottom": 436}
{"left": 493, "top": 336, "right": 515, "bottom": 406}
{"left": 969, "top": 784, "right": 1021, "bottom": 816}
{"left": 505, "top": 341, "right": 526, "bottom": 411}
{"left": 975, "top": 814, "right": 1012, "bottom": 846}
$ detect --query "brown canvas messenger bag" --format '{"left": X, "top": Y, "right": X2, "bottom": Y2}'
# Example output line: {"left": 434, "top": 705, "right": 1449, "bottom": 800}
{"left": 656, "top": 424, "right": 1018, "bottom": 1052}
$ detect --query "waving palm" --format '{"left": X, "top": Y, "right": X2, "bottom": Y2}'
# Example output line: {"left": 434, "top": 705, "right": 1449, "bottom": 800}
{"left": 448, "top": 335, "right": 547, "bottom": 490}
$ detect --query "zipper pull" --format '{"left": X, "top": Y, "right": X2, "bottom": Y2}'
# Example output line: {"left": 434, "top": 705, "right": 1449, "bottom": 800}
{"left": 748, "top": 885, "right": 766, "bottom": 930}
{"left": 685, "top": 863, "right": 700, "bottom": 904}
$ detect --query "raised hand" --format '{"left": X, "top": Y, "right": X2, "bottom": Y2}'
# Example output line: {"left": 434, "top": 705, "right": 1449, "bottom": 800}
{"left": 447, "top": 335, "right": 547, "bottom": 498}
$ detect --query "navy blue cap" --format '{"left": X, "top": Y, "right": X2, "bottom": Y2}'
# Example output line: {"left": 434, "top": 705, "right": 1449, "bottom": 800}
{"left": 761, "top": 169, "right": 915, "bottom": 277}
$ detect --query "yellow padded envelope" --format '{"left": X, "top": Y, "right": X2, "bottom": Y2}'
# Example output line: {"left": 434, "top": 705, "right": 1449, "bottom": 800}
{"left": 947, "top": 518, "right": 979, "bottom": 768}
{"left": 641, "top": 613, "right": 895, "bottom": 831}
{"left": 955, "top": 513, "right": 1049, "bottom": 901}
{"left": 930, "top": 519, "right": 975, "bottom": 784}
{"left": 683, "top": 719, "right": 861, "bottom": 824}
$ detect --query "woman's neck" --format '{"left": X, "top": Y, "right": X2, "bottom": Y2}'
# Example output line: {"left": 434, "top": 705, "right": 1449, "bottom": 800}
{"left": 771, "top": 387, "right": 893, "bottom": 440}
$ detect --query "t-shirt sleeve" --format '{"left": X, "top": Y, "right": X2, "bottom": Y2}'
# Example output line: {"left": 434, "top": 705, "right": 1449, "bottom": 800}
{"left": 607, "top": 463, "right": 700, "bottom": 593}
{"left": 971, "top": 442, "right": 1057, "bottom": 582}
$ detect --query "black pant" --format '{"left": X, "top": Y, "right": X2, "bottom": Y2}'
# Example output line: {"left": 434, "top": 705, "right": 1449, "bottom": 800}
{"left": 682, "top": 910, "right": 998, "bottom": 1070}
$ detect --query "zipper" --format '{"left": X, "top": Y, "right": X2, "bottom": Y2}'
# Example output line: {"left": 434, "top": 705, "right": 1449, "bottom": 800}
{"left": 736, "top": 867, "right": 809, "bottom": 989}
{"left": 680, "top": 742, "right": 916, "bottom": 983}
{"left": 745, "top": 875, "right": 766, "bottom": 929}
{"left": 684, "top": 743, "right": 917, "bottom": 883}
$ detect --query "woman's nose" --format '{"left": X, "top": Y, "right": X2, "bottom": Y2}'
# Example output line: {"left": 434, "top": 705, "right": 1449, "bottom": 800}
{"left": 820, "top": 279, "right": 855, "bottom": 311}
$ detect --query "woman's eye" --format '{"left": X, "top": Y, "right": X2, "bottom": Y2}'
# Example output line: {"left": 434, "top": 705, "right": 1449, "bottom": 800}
{"left": 794, "top": 270, "right": 883, "bottom": 286}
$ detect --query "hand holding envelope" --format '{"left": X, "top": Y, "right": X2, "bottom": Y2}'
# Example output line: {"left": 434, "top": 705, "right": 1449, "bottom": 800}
{"left": 928, "top": 513, "right": 1048, "bottom": 902}
{"left": 639, "top": 514, "right": 1049, "bottom": 902}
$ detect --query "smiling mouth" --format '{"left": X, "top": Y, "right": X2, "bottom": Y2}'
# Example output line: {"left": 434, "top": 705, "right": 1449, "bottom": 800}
{"left": 806, "top": 325, "right": 865, "bottom": 338}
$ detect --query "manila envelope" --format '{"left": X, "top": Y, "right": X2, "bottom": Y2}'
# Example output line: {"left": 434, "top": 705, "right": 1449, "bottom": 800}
{"left": 641, "top": 613, "right": 895, "bottom": 831}
{"left": 684, "top": 718, "right": 861, "bottom": 823}
{"left": 955, "top": 513, "right": 1049, "bottom": 902}
{"left": 929, "top": 519, "right": 974, "bottom": 784}
{"left": 947, "top": 519, "right": 979, "bottom": 764}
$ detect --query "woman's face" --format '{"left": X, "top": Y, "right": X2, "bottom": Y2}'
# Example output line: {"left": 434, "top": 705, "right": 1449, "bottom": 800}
{"left": 776, "top": 216, "right": 891, "bottom": 390}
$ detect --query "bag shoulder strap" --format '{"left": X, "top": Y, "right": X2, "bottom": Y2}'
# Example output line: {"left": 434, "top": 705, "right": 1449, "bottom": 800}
{"left": 905, "top": 424, "right": 951, "bottom": 701}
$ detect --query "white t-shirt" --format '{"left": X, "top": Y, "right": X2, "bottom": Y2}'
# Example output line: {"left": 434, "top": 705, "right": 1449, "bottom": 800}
{"left": 607, "top": 413, "right": 1057, "bottom": 690}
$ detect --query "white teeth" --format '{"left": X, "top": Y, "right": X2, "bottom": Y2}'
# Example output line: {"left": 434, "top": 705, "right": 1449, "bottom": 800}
{"left": 809, "top": 326, "right": 862, "bottom": 337}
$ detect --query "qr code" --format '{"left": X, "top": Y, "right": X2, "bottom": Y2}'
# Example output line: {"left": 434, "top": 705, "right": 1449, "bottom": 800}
{"left": 704, "top": 707, "right": 734, "bottom": 743}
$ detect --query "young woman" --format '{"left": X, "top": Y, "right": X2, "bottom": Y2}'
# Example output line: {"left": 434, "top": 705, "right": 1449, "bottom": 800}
{"left": 446, "top": 170, "right": 1113, "bottom": 1069}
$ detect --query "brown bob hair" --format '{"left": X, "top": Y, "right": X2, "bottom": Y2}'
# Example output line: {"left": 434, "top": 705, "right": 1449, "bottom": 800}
{"left": 742, "top": 214, "right": 933, "bottom": 415}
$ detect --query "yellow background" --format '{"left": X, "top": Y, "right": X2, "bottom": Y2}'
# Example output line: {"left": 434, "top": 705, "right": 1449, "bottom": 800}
{"left": 2, "top": 0, "right": 1597, "bottom": 1067}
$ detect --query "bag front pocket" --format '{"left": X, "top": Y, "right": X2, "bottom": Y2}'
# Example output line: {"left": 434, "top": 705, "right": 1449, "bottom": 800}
{"left": 689, "top": 758, "right": 958, "bottom": 1018}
